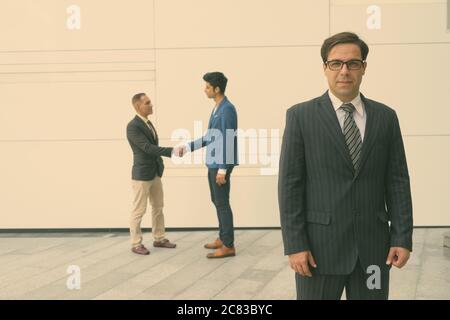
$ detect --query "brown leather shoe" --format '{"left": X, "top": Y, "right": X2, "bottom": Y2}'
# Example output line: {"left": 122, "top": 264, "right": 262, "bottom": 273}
{"left": 131, "top": 245, "right": 150, "bottom": 255}
{"left": 204, "top": 238, "right": 223, "bottom": 249}
{"left": 153, "top": 238, "right": 176, "bottom": 248}
{"left": 206, "top": 246, "right": 236, "bottom": 259}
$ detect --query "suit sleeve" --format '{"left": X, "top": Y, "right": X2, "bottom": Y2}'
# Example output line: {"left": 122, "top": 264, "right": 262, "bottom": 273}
{"left": 189, "top": 136, "right": 208, "bottom": 152}
{"left": 218, "top": 108, "right": 237, "bottom": 169}
{"left": 188, "top": 117, "right": 210, "bottom": 151}
{"left": 278, "top": 107, "right": 310, "bottom": 255}
{"left": 385, "top": 111, "right": 413, "bottom": 251}
{"left": 127, "top": 123, "right": 173, "bottom": 158}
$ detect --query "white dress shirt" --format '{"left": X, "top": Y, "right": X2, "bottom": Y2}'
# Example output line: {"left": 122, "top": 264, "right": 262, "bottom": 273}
{"left": 328, "top": 91, "right": 367, "bottom": 142}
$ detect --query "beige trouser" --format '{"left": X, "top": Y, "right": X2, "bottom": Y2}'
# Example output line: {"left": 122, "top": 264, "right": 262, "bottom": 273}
{"left": 130, "top": 177, "right": 165, "bottom": 248}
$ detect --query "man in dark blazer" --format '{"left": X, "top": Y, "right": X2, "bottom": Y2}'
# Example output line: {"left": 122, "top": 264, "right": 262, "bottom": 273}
{"left": 126, "top": 93, "right": 180, "bottom": 255}
{"left": 278, "top": 32, "right": 413, "bottom": 300}
{"left": 187, "top": 72, "right": 239, "bottom": 259}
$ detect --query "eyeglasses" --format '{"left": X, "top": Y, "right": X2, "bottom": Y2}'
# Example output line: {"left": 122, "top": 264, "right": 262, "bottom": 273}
{"left": 325, "top": 59, "right": 365, "bottom": 71}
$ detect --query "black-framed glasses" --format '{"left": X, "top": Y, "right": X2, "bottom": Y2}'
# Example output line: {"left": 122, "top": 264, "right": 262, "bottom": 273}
{"left": 325, "top": 59, "right": 365, "bottom": 71}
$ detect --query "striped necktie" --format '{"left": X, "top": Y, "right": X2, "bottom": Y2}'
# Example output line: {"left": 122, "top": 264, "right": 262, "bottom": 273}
{"left": 341, "top": 103, "right": 362, "bottom": 171}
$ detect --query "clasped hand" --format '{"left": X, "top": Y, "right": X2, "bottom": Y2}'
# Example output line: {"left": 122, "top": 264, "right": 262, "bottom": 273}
{"left": 172, "top": 145, "right": 188, "bottom": 157}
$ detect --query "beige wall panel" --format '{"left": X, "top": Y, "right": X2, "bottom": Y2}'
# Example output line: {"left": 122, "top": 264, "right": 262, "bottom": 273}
{"left": 154, "top": 0, "right": 329, "bottom": 48}
{"left": 360, "top": 43, "right": 450, "bottom": 135}
{"left": 0, "top": 50, "right": 155, "bottom": 65}
{"left": 0, "top": 141, "right": 279, "bottom": 228}
{"left": 0, "top": 138, "right": 447, "bottom": 228}
{"left": 0, "top": 141, "right": 132, "bottom": 228}
{"left": 0, "top": 70, "right": 154, "bottom": 85}
{"left": 154, "top": 46, "right": 328, "bottom": 139}
{"left": 0, "top": 62, "right": 155, "bottom": 75}
{"left": 0, "top": 0, "right": 155, "bottom": 51}
{"left": 331, "top": 0, "right": 450, "bottom": 44}
{"left": 0, "top": 81, "right": 155, "bottom": 140}
{"left": 163, "top": 175, "right": 279, "bottom": 228}
{"left": 0, "top": 0, "right": 448, "bottom": 229}
{"left": 404, "top": 136, "right": 450, "bottom": 226}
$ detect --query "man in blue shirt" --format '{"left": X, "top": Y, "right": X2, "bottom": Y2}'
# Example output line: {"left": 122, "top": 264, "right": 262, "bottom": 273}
{"left": 188, "top": 72, "right": 239, "bottom": 259}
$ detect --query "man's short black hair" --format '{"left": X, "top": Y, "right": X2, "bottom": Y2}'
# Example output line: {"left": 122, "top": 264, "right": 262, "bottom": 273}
{"left": 203, "top": 72, "right": 228, "bottom": 94}
{"left": 320, "top": 32, "right": 369, "bottom": 63}
{"left": 132, "top": 93, "right": 146, "bottom": 105}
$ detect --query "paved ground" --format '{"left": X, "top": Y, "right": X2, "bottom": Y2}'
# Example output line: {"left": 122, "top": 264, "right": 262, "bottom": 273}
{"left": 0, "top": 228, "right": 449, "bottom": 300}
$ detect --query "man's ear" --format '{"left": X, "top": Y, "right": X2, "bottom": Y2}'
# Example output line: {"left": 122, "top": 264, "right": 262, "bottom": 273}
{"left": 362, "top": 61, "right": 367, "bottom": 75}
{"left": 215, "top": 87, "right": 220, "bottom": 94}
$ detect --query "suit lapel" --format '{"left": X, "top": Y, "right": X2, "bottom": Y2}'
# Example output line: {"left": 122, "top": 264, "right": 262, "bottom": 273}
{"left": 317, "top": 92, "right": 355, "bottom": 172}
{"left": 354, "top": 94, "right": 379, "bottom": 178}
{"left": 208, "top": 97, "right": 227, "bottom": 128}
{"left": 207, "top": 109, "right": 215, "bottom": 128}
{"left": 134, "top": 116, "right": 157, "bottom": 145}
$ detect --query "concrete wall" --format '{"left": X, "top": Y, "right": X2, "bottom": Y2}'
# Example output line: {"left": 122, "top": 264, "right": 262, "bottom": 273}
{"left": 0, "top": 0, "right": 449, "bottom": 228}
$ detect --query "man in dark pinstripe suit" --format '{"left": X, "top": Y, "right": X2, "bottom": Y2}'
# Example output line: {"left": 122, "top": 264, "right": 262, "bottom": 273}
{"left": 278, "top": 32, "right": 413, "bottom": 300}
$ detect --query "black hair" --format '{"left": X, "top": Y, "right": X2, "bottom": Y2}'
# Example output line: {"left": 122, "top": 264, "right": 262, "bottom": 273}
{"left": 203, "top": 72, "right": 228, "bottom": 94}
{"left": 321, "top": 32, "right": 369, "bottom": 63}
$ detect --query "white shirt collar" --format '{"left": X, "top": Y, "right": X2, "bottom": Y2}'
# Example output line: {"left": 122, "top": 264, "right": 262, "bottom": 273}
{"left": 328, "top": 90, "right": 364, "bottom": 117}
{"left": 136, "top": 113, "right": 149, "bottom": 124}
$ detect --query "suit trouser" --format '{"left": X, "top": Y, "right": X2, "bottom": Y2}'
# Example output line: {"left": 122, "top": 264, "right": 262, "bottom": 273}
{"left": 296, "top": 258, "right": 390, "bottom": 300}
{"left": 207, "top": 168, "right": 234, "bottom": 248}
{"left": 130, "top": 177, "right": 165, "bottom": 248}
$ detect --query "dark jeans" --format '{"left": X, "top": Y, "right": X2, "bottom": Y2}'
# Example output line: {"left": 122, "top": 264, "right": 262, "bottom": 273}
{"left": 207, "top": 167, "right": 234, "bottom": 248}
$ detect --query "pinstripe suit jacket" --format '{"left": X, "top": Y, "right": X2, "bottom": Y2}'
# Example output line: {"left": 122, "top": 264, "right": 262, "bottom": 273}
{"left": 278, "top": 91, "right": 413, "bottom": 275}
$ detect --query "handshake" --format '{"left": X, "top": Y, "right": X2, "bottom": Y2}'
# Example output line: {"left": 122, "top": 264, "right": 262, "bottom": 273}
{"left": 172, "top": 144, "right": 189, "bottom": 158}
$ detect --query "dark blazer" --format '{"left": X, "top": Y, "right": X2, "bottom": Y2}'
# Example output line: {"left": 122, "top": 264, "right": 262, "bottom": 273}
{"left": 278, "top": 91, "right": 413, "bottom": 275}
{"left": 189, "top": 96, "right": 239, "bottom": 169}
{"left": 126, "top": 115, "right": 173, "bottom": 181}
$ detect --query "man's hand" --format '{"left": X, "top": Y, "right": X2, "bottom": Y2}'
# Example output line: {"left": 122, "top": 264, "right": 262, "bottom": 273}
{"left": 216, "top": 173, "right": 226, "bottom": 186}
{"left": 172, "top": 146, "right": 186, "bottom": 157}
{"left": 288, "top": 251, "right": 317, "bottom": 277}
{"left": 386, "top": 247, "right": 410, "bottom": 269}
